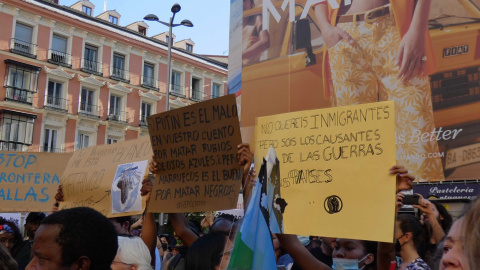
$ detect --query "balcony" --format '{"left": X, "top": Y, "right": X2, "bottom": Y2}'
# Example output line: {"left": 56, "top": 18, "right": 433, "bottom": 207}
{"left": 41, "top": 146, "right": 66, "bottom": 153}
{"left": 81, "top": 58, "right": 103, "bottom": 76}
{"left": 48, "top": 49, "right": 72, "bottom": 68}
{"left": 5, "top": 87, "right": 33, "bottom": 104}
{"left": 110, "top": 67, "right": 130, "bottom": 83}
{"left": 170, "top": 83, "right": 186, "bottom": 98}
{"left": 79, "top": 102, "right": 101, "bottom": 118}
{"left": 10, "top": 38, "right": 37, "bottom": 58}
{"left": 141, "top": 75, "right": 159, "bottom": 91}
{"left": 107, "top": 108, "right": 127, "bottom": 123}
{"left": 0, "top": 141, "right": 29, "bottom": 151}
{"left": 140, "top": 114, "right": 149, "bottom": 127}
{"left": 191, "top": 90, "right": 204, "bottom": 102}
{"left": 45, "top": 96, "right": 68, "bottom": 112}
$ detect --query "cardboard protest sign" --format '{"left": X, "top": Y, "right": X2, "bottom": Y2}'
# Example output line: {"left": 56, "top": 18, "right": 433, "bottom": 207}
{"left": 146, "top": 94, "right": 243, "bottom": 213}
{"left": 255, "top": 101, "right": 397, "bottom": 242}
{"left": 0, "top": 152, "right": 72, "bottom": 212}
{"left": 59, "top": 136, "right": 152, "bottom": 217}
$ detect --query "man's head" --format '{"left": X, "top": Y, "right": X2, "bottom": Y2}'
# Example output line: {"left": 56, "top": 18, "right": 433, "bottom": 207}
{"left": 26, "top": 207, "right": 118, "bottom": 270}
{"left": 24, "top": 212, "right": 46, "bottom": 240}
{"left": 109, "top": 216, "right": 131, "bottom": 235}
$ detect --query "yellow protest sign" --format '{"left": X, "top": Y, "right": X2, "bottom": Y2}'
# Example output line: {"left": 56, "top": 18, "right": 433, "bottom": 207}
{"left": 146, "top": 94, "right": 243, "bottom": 213}
{"left": 0, "top": 152, "right": 72, "bottom": 212}
{"left": 255, "top": 101, "right": 396, "bottom": 243}
{"left": 60, "top": 136, "right": 152, "bottom": 217}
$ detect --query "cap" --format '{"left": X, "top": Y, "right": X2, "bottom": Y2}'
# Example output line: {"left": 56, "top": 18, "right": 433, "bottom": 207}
{"left": 26, "top": 212, "right": 46, "bottom": 224}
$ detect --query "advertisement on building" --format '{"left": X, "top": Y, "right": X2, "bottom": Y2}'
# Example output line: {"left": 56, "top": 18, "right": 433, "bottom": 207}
{"left": 230, "top": 0, "right": 480, "bottom": 181}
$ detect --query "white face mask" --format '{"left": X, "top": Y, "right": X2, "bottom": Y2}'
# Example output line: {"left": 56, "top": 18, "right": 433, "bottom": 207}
{"left": 331, "top": 254, "right": 371, "bottom": 270}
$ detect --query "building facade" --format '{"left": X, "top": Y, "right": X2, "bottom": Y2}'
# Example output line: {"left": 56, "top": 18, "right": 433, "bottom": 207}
{"left": 0, "top": 0, "right": 228, "bottom": 153}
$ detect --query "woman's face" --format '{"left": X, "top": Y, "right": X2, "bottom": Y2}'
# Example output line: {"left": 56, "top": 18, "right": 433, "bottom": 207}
{"left": 440, "top": 218, "right": 469, "bottom": 270}
{"left": 243, "top": 0, "right": 253, "bottom": 10}
{"left": 332, "top": 239, "right": 367, "bottom": 260}
{"left": 0, "top": 232, "right": 16, "bottom": 252}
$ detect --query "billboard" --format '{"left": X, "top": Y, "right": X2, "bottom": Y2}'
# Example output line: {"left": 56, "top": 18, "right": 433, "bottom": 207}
{"left": 232, "top": 0, "right": 480, "bottom": 181}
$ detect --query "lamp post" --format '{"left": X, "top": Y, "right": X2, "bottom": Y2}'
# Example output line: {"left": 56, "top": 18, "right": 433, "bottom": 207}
{"left": 144, "top": 4, "right": 193, "bottom": 111}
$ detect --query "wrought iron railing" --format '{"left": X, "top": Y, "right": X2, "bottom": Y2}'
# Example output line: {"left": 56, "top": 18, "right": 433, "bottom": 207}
{"left": 10, "top": 38, "right": 37, "bottom": 58}
{"left": 191, "top": 90, "right": 204, "bottom": 102}
{"left": 5, "top": 87, "right": 33, "bottom": 104}
{"left": 107, "top": 108, "right": 127, "bottom": 123}
{"left": 48, "top": 49, "right": 72, "bottom": 67}
{"left": 79, "top": 102, "right": 101, "bottom": 117}
{"left": 81, "top": 58, "right": 103, "bottom": 75}
{"left": 45, "top": 96, "right": 68, "bottom": 111}
{"left": 170, "top": 83, "right": 185, "bottom": 98}
{"left": 141, "top": 75, "right": 159, "bottom": 90}
{"left": 110, "top": 67, "right": 130, "bottom": 82}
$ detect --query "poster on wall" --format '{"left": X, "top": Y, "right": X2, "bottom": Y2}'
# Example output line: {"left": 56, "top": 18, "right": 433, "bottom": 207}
{"left": 233, "top": 0, "right": 480, "bottom": 181}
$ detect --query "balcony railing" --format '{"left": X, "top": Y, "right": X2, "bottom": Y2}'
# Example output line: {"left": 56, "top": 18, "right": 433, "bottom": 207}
{"left": 110, "top": 67, "right": 130, "bottom": 83}
{"left": 140, "top": 114, "right": 149, "bottom": 126}
{"left": 170, "top": 83, "right": 185, "bottom": 98}
{"left": 5, "top": 87, "right": 33, "bottom": 104}
{"left": 191, "top": 90, "right": 204, "bottom": 102}
{"left": 48, "top": 49, "right": 72, "bottom": 67}
{"left": 141, "top": 75, "right": 159, "bottom": 90}
{"left": 107, "top": 108, "right": 127, "bottom": 123}
{"left": 41, "top": 146, "right": 65, "bottom": 153}
{"left": 81, "top": 58, "right": 103, "bottom": 76}
{"left": 10, "top": 38, "right": 37, "bottom": 58}
{"left": 0, "top": 141, "right": 30, "bottom": 152}
{"left": 79, "top": 102, "right": 101, "bottom": 118}
{"left": 45, "top": 96, "right": 68, "bottom": 111}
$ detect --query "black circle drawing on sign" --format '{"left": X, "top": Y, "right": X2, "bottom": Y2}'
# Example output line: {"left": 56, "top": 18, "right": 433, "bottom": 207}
{"left": 324, "top": 195, "right": 343, "bottom": 214}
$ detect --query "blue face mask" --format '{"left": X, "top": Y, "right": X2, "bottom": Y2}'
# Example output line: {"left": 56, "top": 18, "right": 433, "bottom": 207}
{"left": 331, "top": 254, "right": 370, "bottom": 270}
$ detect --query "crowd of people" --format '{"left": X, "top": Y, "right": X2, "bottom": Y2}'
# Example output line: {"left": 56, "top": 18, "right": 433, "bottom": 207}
{"left": 0, "top": 144, "right": 479, "bottom": 270}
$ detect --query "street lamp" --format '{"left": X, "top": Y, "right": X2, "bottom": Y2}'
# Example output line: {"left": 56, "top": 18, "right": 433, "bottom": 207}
{"left": 144, "top": 3, "right": 193, "bottom": 111}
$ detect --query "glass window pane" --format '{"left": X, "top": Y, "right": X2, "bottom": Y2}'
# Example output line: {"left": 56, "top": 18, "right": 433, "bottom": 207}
{"left": 15, "top": 23, "right": 33, "bottom": 42}
{"left": 52, "top": 34, "right": 67, "bottom": 53}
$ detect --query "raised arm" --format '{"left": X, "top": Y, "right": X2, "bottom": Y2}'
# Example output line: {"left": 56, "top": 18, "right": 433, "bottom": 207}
{"left": 277, "top": 234, "right": 331, "bottom": 270}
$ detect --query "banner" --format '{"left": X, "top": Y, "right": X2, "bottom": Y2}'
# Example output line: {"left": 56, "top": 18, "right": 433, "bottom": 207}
{"left": 233, "top": 0, "right": 480, "bottom": 182}
{"left": 59, "top": 137, "right": 152, "bottom": 217}
{"left": 146, "top": 94, "right": 243, "bottom": 213}
{"left": 255, "top": 101, "right": 396, "bottom": 242}
{"left": 0, "top": 152, "right": 71, "bottom": 212}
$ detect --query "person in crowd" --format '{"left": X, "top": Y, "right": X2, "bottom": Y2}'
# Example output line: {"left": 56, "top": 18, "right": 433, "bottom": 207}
{"left": 290, "top": 237, "right": 335, "bottom": 270}
{"left": 1, "top": 218, "right": 25, "bottom": 269}
{"left": 111, "top": 235, "right": 153, "bottom": 270}
{"left": 0, "top": 245, "right": 18, "bottom": 270}
{"left": 441, "top": 197, "right": 480, "bottom": 269}
{"left": 14, "top": 212, "right": 46, "bottom": 267}
{"left": 395, "top": 214, "right": 431, "bottom": 269}
{"left": 26, "top": 207, "right": 118, "bottom": 270}
{"left": 185, "top": 232, "right": 227, "bottom": 270}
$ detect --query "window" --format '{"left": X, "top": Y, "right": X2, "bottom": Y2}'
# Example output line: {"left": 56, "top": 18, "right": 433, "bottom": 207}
{"left": 138, "top": 26, "right": 146, "bottom": 35}
{"left": 80, "top": 88, "right": 95, "bottom": 115}
{"left": 112, "top": 53, "right": 126, "bottom": 80}
{"left": 82, "top": 6, "right": 92, "bottom": 15}
{"left": 171, "top": 71, "right": 182, "bottom": 94}
{"left": 0, "top": 113, "right": 35, "bottom": 151}
{"left": 43, "top": 128, "right": 58, "bottom": 152}
{"left": 46, "top": 80, "right": 66, "bottom": 110}
{"left": 12, "top": 23, "right": 35, "bottom": 57}
{"left": 142, "top": 62, "right": 155, "bottom": 88}
{"left": 165, "top": 36, "right": 170, "bottom": 44}
{"left": 83, "top": 44, "right": 99, "bottom": 73}
{"left": 77, "top": 133, "right": 90, "bottom": 149}
{"left": 50, "top": 34, "right": 68, "bottom": 65}
{"left": 107, "top": 137, "right": 118, "bottom": 144}
{"left": 191, "top": 77, "right": 202, "bottom": 100}
{"left": 109, "top": 15, "right": 118, "bottom": 25}
{"left": 140, "top": 102, "right": 152, "bottom": 125}
{"left": 109, "top": 95, "right": 122, "bottom": 121}
{"left": 212, "top": 83, "right": 221, "bottom": 98}
{"left": 4, "top": 60, "right": 40, "bottom": 104}
{"left": 186, "top": 44, "right": 193, "bottom": 52}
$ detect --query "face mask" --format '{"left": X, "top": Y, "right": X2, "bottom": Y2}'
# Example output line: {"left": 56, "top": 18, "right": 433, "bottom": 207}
{"left": 395, "top": 234, "right": 407, "bottom": 253}
{"left": 332, "top": 254, "right": 370, "bottom": 270}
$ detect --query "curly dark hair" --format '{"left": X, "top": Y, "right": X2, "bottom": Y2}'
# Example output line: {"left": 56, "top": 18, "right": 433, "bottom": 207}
{"left": 430, "top": 200, "right": 453, "bottom": 233}
{"left": 0, "top": 217, "right": 23, "bottom": 256}
{"left": 41, "top": 207, "right": 118, "bottom": 270}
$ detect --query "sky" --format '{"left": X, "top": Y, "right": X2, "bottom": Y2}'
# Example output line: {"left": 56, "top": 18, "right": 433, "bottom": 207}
{"left": 60, "top": 0, "right": 231, "bottom": 56}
